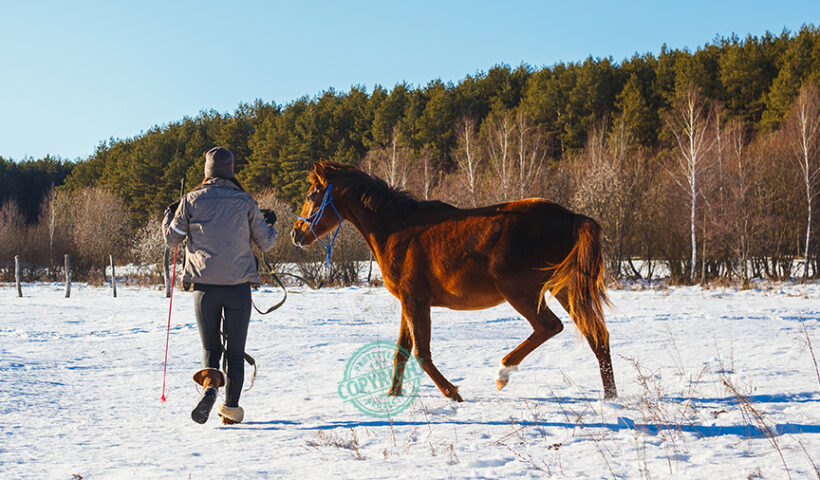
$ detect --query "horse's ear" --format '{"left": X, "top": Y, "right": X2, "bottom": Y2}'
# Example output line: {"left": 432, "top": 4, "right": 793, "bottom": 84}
{"left": 312, "top": 161, "right": 328, "bottom": 186}
{"left": 310, "top": 160, "right": 325, "bottom": 188}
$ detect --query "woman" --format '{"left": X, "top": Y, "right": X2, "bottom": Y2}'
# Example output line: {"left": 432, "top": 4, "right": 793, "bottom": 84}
{"left": 163, "top": 146, "right": 277, "bottom": 425}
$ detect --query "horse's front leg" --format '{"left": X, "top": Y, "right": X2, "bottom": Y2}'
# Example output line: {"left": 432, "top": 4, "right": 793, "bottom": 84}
{"left": 404, "top": 299, "right": 463, "bottom": 402}
{"left": 388, "top": 314, "right": 413, "bottom": 396}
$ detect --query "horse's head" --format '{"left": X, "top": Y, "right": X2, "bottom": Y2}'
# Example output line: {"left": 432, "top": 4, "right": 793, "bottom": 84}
{"left": 291, "top": 161, "right": 342, "bottom": 247}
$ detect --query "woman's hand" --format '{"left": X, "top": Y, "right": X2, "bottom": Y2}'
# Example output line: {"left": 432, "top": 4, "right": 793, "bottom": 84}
{"left": 260, "top": 208, "right": 277, "bottom": 225}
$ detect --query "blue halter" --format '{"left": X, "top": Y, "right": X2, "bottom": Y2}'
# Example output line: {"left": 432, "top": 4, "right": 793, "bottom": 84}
{"left": 296, "top": 184, "right": 343, "bottom": 269}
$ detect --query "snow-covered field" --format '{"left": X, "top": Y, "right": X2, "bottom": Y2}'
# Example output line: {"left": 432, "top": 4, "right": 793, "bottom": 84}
{"left": 2, "top": 282, "right": 819, "bottom": 479}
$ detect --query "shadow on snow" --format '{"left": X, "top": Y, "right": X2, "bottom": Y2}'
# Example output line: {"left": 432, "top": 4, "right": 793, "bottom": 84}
{"left": 240, "top": 391, "right": 820, "bottom": 439}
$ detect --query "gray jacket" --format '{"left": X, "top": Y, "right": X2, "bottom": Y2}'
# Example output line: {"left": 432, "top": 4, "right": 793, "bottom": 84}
{"left": 162, "top": 178, "right": 277, "bottom": 286}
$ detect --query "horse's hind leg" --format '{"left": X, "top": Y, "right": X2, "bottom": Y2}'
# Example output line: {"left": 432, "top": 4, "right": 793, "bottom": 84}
{"left": 555, "top": 294, "right": 617, "bottom": 399}
{"left": 403, "top": 299, "right": 463, "bottom": 402}
{"left": 388, "top": 314, "right": 413, "bottom": 397}
{"left": 496, "top": 288, "right": 564, "bottom": 390}
{"left": 587, "top": 335, "right": 616, "bottom": 399}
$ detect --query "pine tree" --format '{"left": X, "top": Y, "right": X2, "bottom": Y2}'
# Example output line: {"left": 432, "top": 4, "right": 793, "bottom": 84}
{"left": 616, "top": 73, "right": 657, "bottom": 147}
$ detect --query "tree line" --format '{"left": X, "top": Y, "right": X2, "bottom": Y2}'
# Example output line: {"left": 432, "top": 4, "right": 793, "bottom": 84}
{"left": 1, "top": 25, "right": 819, "bottom": 284}
{"left": 0, "top": 157, "right": 74, "bottom": 223}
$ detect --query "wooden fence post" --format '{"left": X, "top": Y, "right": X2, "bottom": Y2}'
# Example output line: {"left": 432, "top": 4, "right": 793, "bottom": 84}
{"left": 15, "top": 255, "right": 22, "bottom": 297}
{"left": 109, "top": 254, "right": 117, "bottom": 298}
{"left": 65, "top": 254, "right": 71, "bottom": 298}
{"left": 163, "top": 247, "right": 171, "bottom": 298}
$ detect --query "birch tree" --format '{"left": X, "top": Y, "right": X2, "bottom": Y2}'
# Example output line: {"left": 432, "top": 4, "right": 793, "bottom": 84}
{"left": 454, "top": 115, "right": 482, "bottom": 206}
{"left": 364, "top": 127, "right": 410, "bottom": 189}
{"left": 514, "top": 111, "right": 546, "bottom": 199}
{"left": 486, "top": 110, "right": 515, "bottom": 202}
{"left": 384, "top": 128, "right": 409, "bottom": 189}
{"left": 666, "top": 85, "right": 714, "bottom": 282}
{"left": 786, "top": 84, "right": 820, "bottom": 279}
{"left": 416, "top": 147, "right": 435, "bottom": 201}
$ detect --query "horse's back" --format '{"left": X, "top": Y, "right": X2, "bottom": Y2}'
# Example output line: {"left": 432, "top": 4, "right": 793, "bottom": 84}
{"left": 394, "top": 197, "right": 578, "bottom": 307}
{"left": 450, "top": 198, "right": 576, "bottom": 249}
{"left": 486, "top": 199, "right": 577, "bottom": 273}
{"left": 407, "top": 197, "right": 577, "bottom": 260}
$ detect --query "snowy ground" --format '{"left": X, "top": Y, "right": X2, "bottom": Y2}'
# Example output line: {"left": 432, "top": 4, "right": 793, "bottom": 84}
{"left": 2, "top": 282, "right": 819, "bottom": 479}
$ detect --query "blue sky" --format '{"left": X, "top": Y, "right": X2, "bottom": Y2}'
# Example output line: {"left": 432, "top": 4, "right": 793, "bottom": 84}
{"left": 1, "top": 1, "right": 817, "bottom": 161}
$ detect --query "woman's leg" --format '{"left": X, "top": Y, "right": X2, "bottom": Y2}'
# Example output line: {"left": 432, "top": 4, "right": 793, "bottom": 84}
{"left": 221, "top": 283, "right": 252, "bottom": 407}
{"left": 191, "top": 284, "right": 228, "bottom": 424}
{"left": 193, "top": 284, "right": 224, "bottom": 370}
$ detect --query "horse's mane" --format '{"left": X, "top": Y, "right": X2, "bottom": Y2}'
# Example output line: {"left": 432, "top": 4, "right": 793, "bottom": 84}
{"left": 311, "top": 161, "right": 455, "bottom": 217}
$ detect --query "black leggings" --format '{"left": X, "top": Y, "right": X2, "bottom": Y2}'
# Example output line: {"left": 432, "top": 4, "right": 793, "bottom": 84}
{"left": 193, "top": 283, "right": 251, "bottom": 407}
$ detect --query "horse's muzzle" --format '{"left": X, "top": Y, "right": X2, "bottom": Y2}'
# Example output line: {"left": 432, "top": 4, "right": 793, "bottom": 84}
{"left": 291, "top": 228, "right": 307, "bottom": 247}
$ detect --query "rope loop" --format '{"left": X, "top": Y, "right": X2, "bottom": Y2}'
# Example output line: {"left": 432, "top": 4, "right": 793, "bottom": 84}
{"left": 296, "top": 184, "right": 344, "bottom": 273}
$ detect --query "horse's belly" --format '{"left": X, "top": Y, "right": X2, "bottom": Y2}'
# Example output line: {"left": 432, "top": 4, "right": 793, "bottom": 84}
{"left": 433, "top": 295, "right": 506, "bottom": 310}
{"left": 431, "top": 278, "right": 505, "bottom": 310}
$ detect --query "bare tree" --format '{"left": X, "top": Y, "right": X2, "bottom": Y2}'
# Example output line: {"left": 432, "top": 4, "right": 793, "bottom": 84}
{"left": 571, "top": 116, "right": 645, "bottom": 278}
{"left": 724, "top": 118, "right": 753, "bottom": 282}
{"left": 454, "top": 115, "right": 482, "bottom": 206}
{"left": 571, "top": 121, "right": 615, "bottom": 269}
{"left": 699, "top": 103, "right": 733, "bottom": 281}
{"left": 786, "top": 84, "right": 820, "bottom": 279}
{"left": 746, "top": 132, "right": 803, "bottom": 280}
{"left": 666, "top": 85, "right": 715, "bottom": 282}
{"left": 42, "top": 186, "right": 57, "bottom": 270}
{"left": 361, "top": 149, "right": 376, "bottom": 176}
{"left": 416, "top": 147, "right": 435, "bottom": 201}
{"left": 514, "top": 111, "right": 546, "bottom": 199}
{"left": 486, "top": 110, "right": 515, "bottom": 202}
{"left": 363, "top": 127, "right": 411, "bottom": 190}
{"left": 384, "top": 128, "right": 408, "bottom": 189}
{"left": 608, "top": 116, "right": 647, "bottom": 278}
{"left": 57, "top": 187, "right": 132, "bottom": 275}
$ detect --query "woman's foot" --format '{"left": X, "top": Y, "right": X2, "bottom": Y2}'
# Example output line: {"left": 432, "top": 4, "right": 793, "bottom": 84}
{"left": 191, "top": 368, "right": 225, "bottom": 424}
{"left": 191, "top": 387, "right": 218, "bottom": 424}
{"left": 217, "top": 404, "right": 244, "bottom": 425}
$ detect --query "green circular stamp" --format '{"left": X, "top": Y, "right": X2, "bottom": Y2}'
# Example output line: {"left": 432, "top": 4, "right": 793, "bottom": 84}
{"left": 338, "top": 341, "right": 423, "bottom": 417}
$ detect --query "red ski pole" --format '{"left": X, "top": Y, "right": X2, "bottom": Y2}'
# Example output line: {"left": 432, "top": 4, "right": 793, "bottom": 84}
{"left": 160, "top": 245, "right": 179, "bottom": 402}
{"left": 161, "top": 178, "right": 185, "bottom": 402}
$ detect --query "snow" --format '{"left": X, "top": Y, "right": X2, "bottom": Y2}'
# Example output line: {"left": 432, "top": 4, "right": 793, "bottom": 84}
{"left": 2, "top": 282, "right": 819, "bottom": 479}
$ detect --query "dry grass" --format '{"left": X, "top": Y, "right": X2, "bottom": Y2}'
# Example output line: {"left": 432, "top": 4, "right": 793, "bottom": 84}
{"left": 305, "top": 428, "right": 364, "bottom": 460}
{"left": 720, "top": 374, "right": 792, "bottom": 480}
{"left": 799, "top": 318, "right": 820, "bottom": 389}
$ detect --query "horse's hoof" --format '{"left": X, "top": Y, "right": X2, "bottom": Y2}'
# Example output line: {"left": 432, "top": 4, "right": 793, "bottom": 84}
{"left": 388, "top": 386, "right": 402, "bottom": 397}
{"left": 446, "top": 387, "right": 463, "bottom": 402}
{"left": 495, "top": 364, "right": 517, "bottom": 391}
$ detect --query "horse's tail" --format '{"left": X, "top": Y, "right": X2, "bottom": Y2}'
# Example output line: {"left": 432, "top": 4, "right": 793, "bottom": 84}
{"left": 539, "top": 215, "right": 610, "bottom": 347}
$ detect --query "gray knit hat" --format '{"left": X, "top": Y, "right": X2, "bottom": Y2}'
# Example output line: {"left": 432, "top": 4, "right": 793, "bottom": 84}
{"left": 204, "top": 147, "right": 235, "bottom": 179}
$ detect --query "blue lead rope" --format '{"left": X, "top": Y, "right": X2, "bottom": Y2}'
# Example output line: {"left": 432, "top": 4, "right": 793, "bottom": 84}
{"left": 296, "top": 184, "right": 344, "bottom": 274}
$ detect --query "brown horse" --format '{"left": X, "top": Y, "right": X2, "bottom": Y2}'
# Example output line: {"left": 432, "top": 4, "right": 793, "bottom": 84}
{"left": 292, "top": 161, "right": 616, "bottom": 401}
